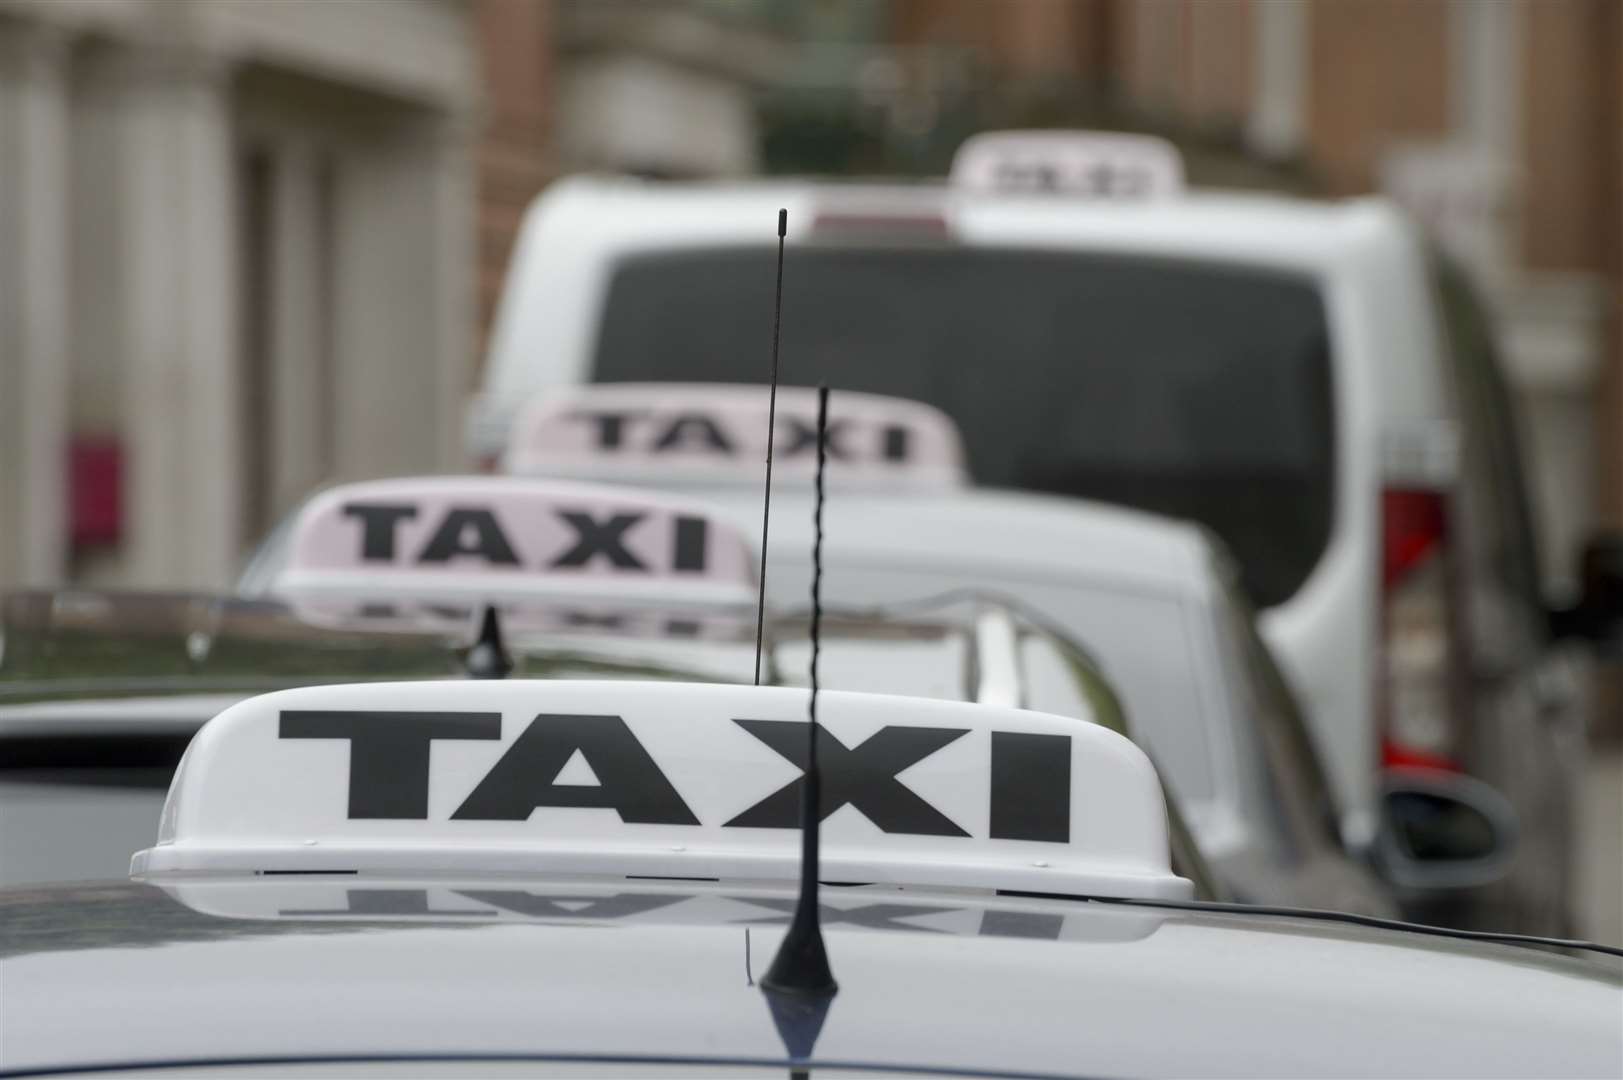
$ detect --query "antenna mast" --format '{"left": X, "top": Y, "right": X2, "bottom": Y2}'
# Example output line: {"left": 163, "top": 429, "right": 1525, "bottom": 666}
{"left": 761, "top": 384, "right": 837, "bottom": 998}
{"left": 753, "top": 208, "right": 788, "bottom": 686}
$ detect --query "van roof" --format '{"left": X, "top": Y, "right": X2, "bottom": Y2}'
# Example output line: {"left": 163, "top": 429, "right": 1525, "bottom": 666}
{"left": 480, "top": 175, "right": 1437, "bottom": 423}
{"left": 525, "top": 173, "right": 1397, "bottom": 256}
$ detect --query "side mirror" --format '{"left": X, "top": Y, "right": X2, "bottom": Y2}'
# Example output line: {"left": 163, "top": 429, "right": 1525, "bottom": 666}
{"left": 1550, "top": 529, "right": 1623, "bottom": 650}
{"left": 1373, "top": 771, "right": 1518, "bottom": 891}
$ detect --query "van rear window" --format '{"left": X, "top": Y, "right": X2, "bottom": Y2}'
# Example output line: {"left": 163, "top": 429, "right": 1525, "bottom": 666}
{"left": 593, "top": 246, "right": 1335, "bottom": 608}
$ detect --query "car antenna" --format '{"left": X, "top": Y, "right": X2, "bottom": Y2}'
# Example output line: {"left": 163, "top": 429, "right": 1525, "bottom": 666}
{"left": 760, "top": 384, "right": 837, "bottom": 1076}
{"left": 464, "top": 604, "right": 513, "bottom": 679}
{"left": 752, "top": 207, "right": 788, "bottom": 687}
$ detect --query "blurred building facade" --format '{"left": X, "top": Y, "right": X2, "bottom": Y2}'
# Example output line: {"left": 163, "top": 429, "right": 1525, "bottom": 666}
{"left": 1, "top": 0, "right": 1617, "bottom": 608}
{"left": 0, "top": 0, "right": 480, "bottom": 591}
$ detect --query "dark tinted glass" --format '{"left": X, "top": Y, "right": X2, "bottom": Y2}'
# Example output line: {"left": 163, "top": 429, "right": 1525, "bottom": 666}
{"left": 594, "top": 246, "right": 1335, "bottom": 607}
{"left": 1385, "top": 790, "right": 1497, "bottom": 862}
{"left": 1431, "top": 257, "right": 1545, "bottom": 617}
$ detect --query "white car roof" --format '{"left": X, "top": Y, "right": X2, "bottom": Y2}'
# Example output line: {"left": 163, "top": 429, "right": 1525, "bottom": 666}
{"left": 703, "top": 485, "right": 1217, "bottom": 602}
{"left": 4, "top": 878, "right": 1618, "bottom": 1078}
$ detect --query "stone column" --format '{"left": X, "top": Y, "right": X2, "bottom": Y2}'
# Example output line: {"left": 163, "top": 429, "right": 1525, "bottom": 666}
{"left": 329, "top": 114, "right": 474, "bottom": 482}
{"left": 267, "top": 136, "right": 333, "bottom": 518}
{"left": 1247, "top": 0, "right": 1309, "bottom": 160}
{"left": 0, "top": 22, "right": 71, "bottom": 589}
{"left": 429, "top": 113, "right": 478, "bottom": 470}
{"left": 114, "top": 45, "right": 241, "bottom": 589}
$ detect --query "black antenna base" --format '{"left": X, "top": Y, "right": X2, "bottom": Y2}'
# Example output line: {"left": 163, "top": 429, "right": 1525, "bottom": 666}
{"left": 464, "top": 605, "right": 513, "bottom": 679}
{"left": 761, "top": 917, "right": 837, "bottom": 997}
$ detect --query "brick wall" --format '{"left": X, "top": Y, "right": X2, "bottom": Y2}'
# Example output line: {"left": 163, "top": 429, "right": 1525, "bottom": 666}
{"left": 1305, "top": 0, "right": 1450, "bottom": 195}
{"left": 1522, "top": 0, "right": 1617, "bottom": 276}
{"left": 474, "top": 0, "right": 553, "bottom": 361}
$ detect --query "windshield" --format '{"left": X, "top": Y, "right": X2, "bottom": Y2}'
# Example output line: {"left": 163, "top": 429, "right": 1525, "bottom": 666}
{"left": 593, "top": 245, "right": 1336, "bottom": 608}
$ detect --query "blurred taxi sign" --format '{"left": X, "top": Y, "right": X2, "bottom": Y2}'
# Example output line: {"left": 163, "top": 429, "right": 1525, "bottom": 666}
{"left": 133, "top": 679, "right": 1191, "bottom": 901}
{"left": 505, "top": 384, "right": 968, "bottom": 490}
{"left": 951, "top": 130, "right": 1184, "bottom": 199}
{"left": 270, "top": 476, "right": 756, "bottom": 606}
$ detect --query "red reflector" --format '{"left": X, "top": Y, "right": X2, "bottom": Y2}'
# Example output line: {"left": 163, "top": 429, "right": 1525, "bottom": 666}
{"left": 70, "top": 437, "right": 123, "bottom": 547}
{"left": 1382, "top": 488, "right": 1446, "bottom": 588}
{"left": 1381, "top": 736, "right": 1461, "bottom": 773}
{"left": 475, "top": 454, "right": 501, "bottom": 474}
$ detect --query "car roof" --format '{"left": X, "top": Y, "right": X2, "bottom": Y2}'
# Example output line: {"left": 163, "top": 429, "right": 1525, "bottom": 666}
{"left": 700, "top": 486, "right": 1217, "bottom": 602}
{"left": 3, "top": 879, "right": 1617, "bottom": 1079}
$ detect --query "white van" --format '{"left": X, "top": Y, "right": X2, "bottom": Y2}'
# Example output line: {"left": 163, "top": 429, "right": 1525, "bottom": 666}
{"left": 471, "top": 136, "right": 1622, "bottom": 932}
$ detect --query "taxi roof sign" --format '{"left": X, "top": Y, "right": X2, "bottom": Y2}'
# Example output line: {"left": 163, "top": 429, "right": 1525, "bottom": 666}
{"left": 270, "top": 476, "right": 757, "bottom": 606}
{"left": 133, "top": 680, "right": 1191, "bottom": 902}
{"left": 950, "top": 130, "right": 1185, "bottom": 199}
{"left": 505, "top": 384, "right": 968, "bottom": 490}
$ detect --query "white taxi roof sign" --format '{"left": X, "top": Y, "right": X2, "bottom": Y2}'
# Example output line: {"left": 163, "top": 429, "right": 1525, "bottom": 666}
{"left": 950, "top": 130, "right": 1185, "bottom": 199}
{"left": 270, "top": 476, "right": 757, "bottom": 606}
{"left": 505, "top": 384, "right": 968, "bottom": 490}
{"left": 133, "top": 680, "right": 1191, "bottom": 902}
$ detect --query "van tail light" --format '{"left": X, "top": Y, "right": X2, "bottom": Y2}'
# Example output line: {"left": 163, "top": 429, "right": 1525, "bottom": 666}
{"left": 475, "top": 454, "right": 501, "bottom": 474}
{"left": 1379, "top": 488, "right": 1464, "bottom": 772}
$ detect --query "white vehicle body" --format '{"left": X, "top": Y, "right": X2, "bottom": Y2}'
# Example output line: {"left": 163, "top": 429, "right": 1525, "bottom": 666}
{"left": 701, "top": 486, "right": 1386, "bottom": 914}
{"left": 473, "top": 174, "right": 1583, "bottom": 931}
{"left": 5, "top": 876, "right": 1618, "bottom": 1079}
{"left": 223, "top": 471, "right": 1392, "bottom": 914}
{"left": 3, "top": 676, "right": 1618, "bottom": 1080}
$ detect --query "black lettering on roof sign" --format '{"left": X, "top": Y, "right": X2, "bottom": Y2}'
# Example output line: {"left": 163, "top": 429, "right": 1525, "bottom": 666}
{"left": 342, "top": 503, "right": 417, "bottom": 560}
{"left": 551, "top": 511, "right": 646, "bottom": 570}
{"left": 724, "top": 720, "right": 971, "bottom": 837}
{"left": 455, "top": 890, "right": 686, "bottom": 920}
{"left": 783, "top": 416, "right": 852, "bottom": 460}
{"left": 279, "top": 710, "right": 501, "bottom": 819}
{"left": 278, "top": 709, "right": 1074, "bottom": 843}
{"left": 653, "top": 414, "right": 733, "bottom": 454}
{"left": 990, "top": 732, "right": 1071, "bottom": 843}
{"left": 572, "top": 409, "right": 644, "bottom": 450}
{"left": 672, "top": 515, "right": 707, "bottom": 572}
{"left": 881, "top": 424, "right": 910, "bottom": 462}
{"left": 452, "top": 713, "right": 699, "bottom": 825}
{"left": 417, "top": 508, "right": 521, "bottom": 565}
